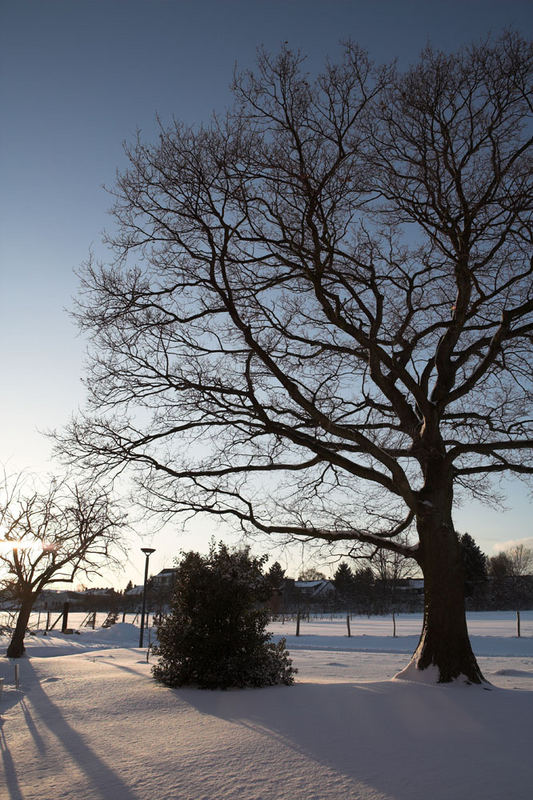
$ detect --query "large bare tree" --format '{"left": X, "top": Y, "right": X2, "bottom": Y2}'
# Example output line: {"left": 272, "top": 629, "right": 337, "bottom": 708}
{"left": 63, "top": 33, "right": 532, "bottom": 682}
{"left": 0, "top": 474, "right": 126, "bottom": 657}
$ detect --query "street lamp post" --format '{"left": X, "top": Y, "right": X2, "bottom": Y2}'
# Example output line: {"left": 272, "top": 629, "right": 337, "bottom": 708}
{"left": 139, "top": 547, "right": 155, "bottom": 648}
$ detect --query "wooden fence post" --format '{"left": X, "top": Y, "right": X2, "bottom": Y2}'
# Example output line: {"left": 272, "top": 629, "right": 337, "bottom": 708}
{"left": 61, "top": 603, "right": 70, "bottom": 633}
{"left": 346, "top": 614, "right": 351, "bottom": 637}
{"left": 296, "top": 610, "right": 301, "bottom": 636}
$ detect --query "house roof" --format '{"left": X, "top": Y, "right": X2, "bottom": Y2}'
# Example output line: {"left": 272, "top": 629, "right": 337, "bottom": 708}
{"left": 125, "top": 585, "right": 144, "bottom": 595}
{"left": 294, "top": 579, "right": 335, "bottom": 595}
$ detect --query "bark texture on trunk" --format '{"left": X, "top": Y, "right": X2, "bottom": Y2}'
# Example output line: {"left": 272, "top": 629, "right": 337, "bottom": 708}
{"left": 411, "top": 498, "right": 485, "bottom": 683}
{"left": 400, "top": 435, "right": 487, "bottom": 684}
{"left": 6, "top": 595, "right": 35, "bottom": 659}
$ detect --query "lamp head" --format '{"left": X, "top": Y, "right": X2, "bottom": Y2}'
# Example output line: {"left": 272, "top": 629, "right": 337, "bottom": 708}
{"left": 141, "top": 547, "right": 156, "bottom": 556}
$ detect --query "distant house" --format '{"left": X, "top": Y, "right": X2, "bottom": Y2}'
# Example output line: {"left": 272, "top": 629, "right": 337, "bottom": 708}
{"left": 152, "top": 568, "right": 179, "bottom": 588}
{"left": 36, "top": 589, "right": 85, "bottom": 609}
{"left": 396, "top": 578, "right": 424, "bottom": 595}
{"left": 124, "top": 585, "right": 144, "bottom": 596}
{"left": 293, "top": 579, "right": 335, "bottom": 599}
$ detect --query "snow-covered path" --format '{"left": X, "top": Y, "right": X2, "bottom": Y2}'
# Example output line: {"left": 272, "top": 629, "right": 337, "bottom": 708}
{"left": 1, "top": 616, "right": 532, "bottom": 800}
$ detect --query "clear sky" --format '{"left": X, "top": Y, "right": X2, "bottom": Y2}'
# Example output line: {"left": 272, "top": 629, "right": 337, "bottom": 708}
{"left": 1, "top": 0, "right": 532, "bottom": 588}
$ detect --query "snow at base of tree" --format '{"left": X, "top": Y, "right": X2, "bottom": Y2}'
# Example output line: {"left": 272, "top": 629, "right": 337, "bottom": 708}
{"left": 393, "top": 661, "right": 480, "bottom": 685}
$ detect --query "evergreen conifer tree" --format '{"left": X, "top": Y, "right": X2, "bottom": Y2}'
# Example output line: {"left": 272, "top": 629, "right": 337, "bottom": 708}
{"left": 266, "top": 561, "right": 286, "bottom": 591}
{"left": 459, "top": 533, "right": 488, "bottom": 599}
{"left": 333, "top": 563, "right": 355, "bottom": 606}
{"left": 353, "top": 567, "right": 375, "bottom": 613}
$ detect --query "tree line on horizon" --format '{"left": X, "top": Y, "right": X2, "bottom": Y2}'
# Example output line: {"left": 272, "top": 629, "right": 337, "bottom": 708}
{"left": 135, "top": 535, "right": 533, "bottom": 616}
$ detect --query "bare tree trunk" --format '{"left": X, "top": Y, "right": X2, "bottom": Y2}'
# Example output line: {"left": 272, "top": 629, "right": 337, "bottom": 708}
{"left": 408, "top": 483, "right": 485, "bottom": 683}
{"left": 7, "top": 593, "right": 36, "bottom": 659}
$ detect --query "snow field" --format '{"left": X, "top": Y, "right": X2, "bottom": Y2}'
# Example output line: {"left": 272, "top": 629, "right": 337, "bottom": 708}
{"left": 0, "top": 613, "right": 532, "bottom": 800}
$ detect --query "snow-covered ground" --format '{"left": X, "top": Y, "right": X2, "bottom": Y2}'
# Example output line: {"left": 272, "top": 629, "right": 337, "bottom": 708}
{"left": 1, "top": 613, "right": 532, "bottom": 800}
{"left": 269, "top": 610, "right": 533, "bottom": 661}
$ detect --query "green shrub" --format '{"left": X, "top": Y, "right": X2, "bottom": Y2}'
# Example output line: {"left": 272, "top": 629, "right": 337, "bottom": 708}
{"left": 152, "top": 543, "right": 296, "bottom": 689}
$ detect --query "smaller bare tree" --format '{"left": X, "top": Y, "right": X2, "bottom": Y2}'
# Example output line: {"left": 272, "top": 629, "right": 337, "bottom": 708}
{"left": 489, "top": 543, "right": 533, "bottom": 579}
{"left": 0, "top": 473, "right": 127, "bottom": 657}
{"left": 369, "top": 538, "right": 419, "bottom": 613}
{"left": 489, "top": 543, "right": 533, "bottom": 610}
{"left": 505, "top": 544, "right": 533, "bottom": 577}
{"left": 297, "top": 567, "right": 327, "bottom": 581}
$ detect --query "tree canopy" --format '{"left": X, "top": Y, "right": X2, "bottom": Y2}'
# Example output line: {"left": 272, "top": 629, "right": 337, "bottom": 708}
{"left": 62, "top": 32, "right": 532, "bottom": 682}
{"left": 0, "top": 472, "right": 126, "bottom": 657}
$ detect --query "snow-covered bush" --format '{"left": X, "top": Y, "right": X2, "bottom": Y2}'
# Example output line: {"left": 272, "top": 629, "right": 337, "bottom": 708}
{"left": 152, "top": 543, "right": 296, "bottom": 689}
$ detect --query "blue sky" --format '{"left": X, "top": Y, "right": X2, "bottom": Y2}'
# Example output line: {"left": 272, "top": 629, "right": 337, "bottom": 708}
{"left": 1, "top": 0, "right": 532, "bottom": 587}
